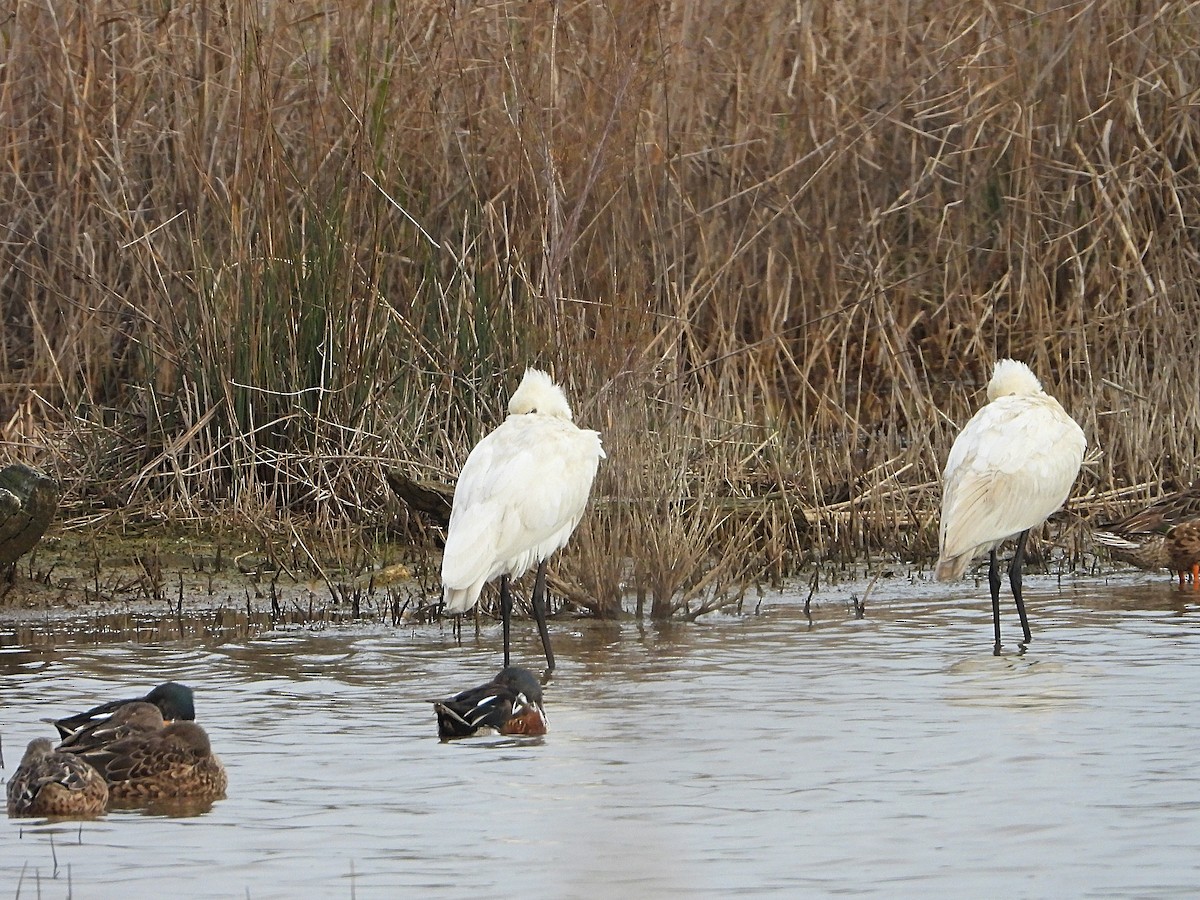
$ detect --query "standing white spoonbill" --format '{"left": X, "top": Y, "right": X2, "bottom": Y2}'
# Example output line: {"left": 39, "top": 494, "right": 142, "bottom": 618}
{"left": 935, "top": 359, "right": 1086, "bottom": 653}
{"left": 442, "top": 369, "right": 605, "bottom": 671}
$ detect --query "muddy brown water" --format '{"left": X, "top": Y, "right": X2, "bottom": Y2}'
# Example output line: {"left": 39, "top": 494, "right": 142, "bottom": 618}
{"left": 2, "top": 573, "right": 1199, "bottom": 898}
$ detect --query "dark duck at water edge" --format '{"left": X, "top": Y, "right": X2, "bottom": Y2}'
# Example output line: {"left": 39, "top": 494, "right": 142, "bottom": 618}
{"left": 7, "top": 738, "right": 109, "bottom": 818}
{"left": 48, "top": 681, "right": 196, "bottom": 740}
{"left": 56, "top": 700, "right": 172, "bottom": 755}
{"left": 428, "top": 667, "right": 548, "bottom": 739}
{"left": 1092, "top": 479, "right": 1200, "bottom": 588}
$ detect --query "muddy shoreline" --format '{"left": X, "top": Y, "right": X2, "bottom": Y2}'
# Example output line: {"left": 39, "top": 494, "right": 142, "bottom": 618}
{"left": 0, "top": 530, "right": 424, "bottom": 627}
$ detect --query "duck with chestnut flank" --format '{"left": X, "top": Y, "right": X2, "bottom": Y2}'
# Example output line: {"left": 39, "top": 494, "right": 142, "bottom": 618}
{"left": 429, "top": 667, "right": 548, "bottom": 739}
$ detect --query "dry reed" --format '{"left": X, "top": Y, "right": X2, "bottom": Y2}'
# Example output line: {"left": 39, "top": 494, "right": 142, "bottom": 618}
{"left": 2, "top": 0, "right": 1198, "bottom": 618}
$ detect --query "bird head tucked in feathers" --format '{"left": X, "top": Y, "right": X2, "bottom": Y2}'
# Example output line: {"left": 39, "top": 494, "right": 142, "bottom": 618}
{"left": 507, "top": 369, "right": 574, "bottom": 420}
{"left": 987, "top": 359, "right": 1045, "bottom": 400}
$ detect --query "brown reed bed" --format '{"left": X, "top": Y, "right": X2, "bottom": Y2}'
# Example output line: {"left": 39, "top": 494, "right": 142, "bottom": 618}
{"left": 2, "top": 0, "right": 1198, "bottom": 619}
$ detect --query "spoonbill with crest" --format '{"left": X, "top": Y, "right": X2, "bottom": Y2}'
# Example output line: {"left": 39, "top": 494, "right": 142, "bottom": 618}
{"left": 936, "top": 359, "right": 1086, "bottom": 653}
{"left": 441, "top": 368, "right": 605, "bottom": 671}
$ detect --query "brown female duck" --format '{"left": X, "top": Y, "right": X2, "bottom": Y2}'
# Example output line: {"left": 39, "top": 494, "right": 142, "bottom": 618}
{"left": 1093, "top": 480, "right": 1200, "bottom": 588}
{"left": 7, "top": 738, "right": 108, "bottom": 818}
{"left": 74, "top": 721, "right": 227, "bottom": 804}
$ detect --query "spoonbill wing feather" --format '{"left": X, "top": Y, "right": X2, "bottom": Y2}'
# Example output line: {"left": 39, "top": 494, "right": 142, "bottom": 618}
{"left": 940, "top": 395, "right": 1085, "bottom": 562}
{"left": 441, "top": 415, "right": 603, "bottom": 598}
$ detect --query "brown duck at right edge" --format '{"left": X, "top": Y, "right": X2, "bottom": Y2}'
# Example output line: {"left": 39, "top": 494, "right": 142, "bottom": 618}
{"left": 1093, "top": 480, "right": 1200, "bottom": 588}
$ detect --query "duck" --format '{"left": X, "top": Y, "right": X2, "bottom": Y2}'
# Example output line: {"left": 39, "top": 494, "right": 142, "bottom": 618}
{"left": 68, "top": 720, "right": 228, "bottom": 804}
{"left": 429, "top": 666, "right": 548, "bottom": 739}
{"left": 1092, "top": 480, "right": 1200, "bottom": 588}
{"left": 7, "top": 738, "right": 108, "bottom": 818}
{"left": 49, "top": 681, "right": 195, "bottom": 740}
{"left": 56, "top": 700, "right": 168, "bottom": 755}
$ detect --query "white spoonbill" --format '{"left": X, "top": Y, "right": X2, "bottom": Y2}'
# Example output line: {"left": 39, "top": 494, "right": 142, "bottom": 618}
{"left": 935, "top": 359, "right": 1086, "bottom": 653}
{"left": 441, "top": 368, "right": 605, "bottom": 671}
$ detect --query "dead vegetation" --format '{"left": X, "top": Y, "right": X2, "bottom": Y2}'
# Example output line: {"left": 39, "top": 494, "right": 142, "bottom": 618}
{"left": 2, "top": 1, "right": 1198, "bottom": 619}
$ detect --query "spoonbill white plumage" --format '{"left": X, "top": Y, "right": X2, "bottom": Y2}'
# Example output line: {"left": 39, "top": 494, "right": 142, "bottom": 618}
{"left": 441, "top": 369, "right": 605, "bottom": 671}
{"left": 935, "top": 359, "right": 1086, "bottom": 653}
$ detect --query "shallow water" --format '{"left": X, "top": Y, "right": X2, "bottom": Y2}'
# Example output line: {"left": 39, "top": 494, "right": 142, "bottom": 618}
{"left": 2, "top": 573, "right": 1200, "bottom": 898}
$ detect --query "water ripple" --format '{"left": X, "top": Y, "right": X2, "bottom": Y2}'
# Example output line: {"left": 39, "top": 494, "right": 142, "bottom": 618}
{"left": 1, "top": 575, "right": 1199, "bottom": 896}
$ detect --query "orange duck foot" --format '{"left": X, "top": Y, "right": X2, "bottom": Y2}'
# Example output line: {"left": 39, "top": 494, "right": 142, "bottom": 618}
{"left": 1178, "top": 564, "right": 1200, "bottom": 589}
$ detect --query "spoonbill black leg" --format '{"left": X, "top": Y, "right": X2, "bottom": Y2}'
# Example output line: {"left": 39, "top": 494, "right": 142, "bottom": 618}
{"left": 530, "top": 559, "right": 555, "bottom": 673}
{"left": 988, "top": 549, "right": 1003, "bottom": 655}
{"left": 1008, "top": 530, "right": 1032, "bottom": 645}
{"left": 500, "top": 574, "right": 513, "bottom": 668}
